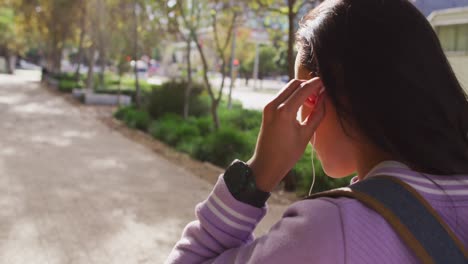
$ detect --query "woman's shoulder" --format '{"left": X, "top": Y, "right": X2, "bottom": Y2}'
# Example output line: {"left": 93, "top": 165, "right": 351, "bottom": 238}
{"left": 287, "top": 195, "right": 368, "bottom": 217}
{"left": 287, "top": 196, "right": 419, "bottom": 263}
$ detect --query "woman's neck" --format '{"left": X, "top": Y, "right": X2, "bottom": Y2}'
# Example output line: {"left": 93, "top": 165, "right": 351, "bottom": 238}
{"left": 355, "top": 144, "right": 395, "bottom": 180}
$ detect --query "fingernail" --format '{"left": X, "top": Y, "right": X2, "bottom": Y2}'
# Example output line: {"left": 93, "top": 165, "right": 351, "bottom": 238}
{"left": 300, "top": 81, "right": 310, "bottom": 88}
{"left": 318, "top": 87, "right": 326, "bottom": 95}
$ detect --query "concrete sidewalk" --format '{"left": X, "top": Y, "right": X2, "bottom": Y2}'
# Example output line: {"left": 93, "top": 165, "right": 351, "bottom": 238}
{"left": 0, "top": 71, "right": 287, "bottom": 264}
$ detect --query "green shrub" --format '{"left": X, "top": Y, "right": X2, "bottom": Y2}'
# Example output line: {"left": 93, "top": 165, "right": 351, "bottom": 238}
{"left": 107, "top": 79, "right": 121, "bottom": 86}
{"left": 122, "top": 108, "right": 151, "bottom": 131}
{"left": 54, "top": 72, "right": 80, "bottom": 81}
{"left": 146, "top": 81, "right": 209, "bottom": 119}
{"left": 149, "top": 114, "right": 201, "bottom": 147}
{"left": 117, "top": 76, "right": 152, "bottom": 91}
{"left": 219, "top": 108, "right": 262, "bottom": 131}
{"left": 194, "top": 127, "right": 253, "bottom": 168}
{"left": 219, "top": 98, "right": 244, "bottom": 109}
{"left": 58, "top": 79, "right": 83, "bottom": 92}
{"left": 191, "top": 94, "right": 212, "bottom": 117}
{"left": 90, "top": 72, "right": 153, "bottom": 91}
{"left": 148, "top": 113, "right": 182, "bottom": 143}
{"left": 193, "top": 115, "right": 213, "bottom": 136}
{"left": 114, "top": 106, "right": 133, "bottom": 120}
{"left": 175, "top": 136, "right": 203, "bottom": 156}
{"left": 295, "top": 145, "right": 353, "bottom": 196}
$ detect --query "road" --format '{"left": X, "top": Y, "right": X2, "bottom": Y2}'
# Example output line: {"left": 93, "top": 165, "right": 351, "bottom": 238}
{"left": 0, "top": 70, "right": 287, "bottom": 264}
{"left": 148, "top": 75, "right": 280, "bottom": 110}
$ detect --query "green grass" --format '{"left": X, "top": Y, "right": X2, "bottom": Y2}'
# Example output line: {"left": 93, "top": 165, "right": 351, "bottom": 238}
{"left": 94, "top": 73, "right": 154, "bottom": 92}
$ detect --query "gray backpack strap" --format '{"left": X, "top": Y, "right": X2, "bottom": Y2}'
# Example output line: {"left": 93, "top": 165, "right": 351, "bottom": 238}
{"left": 303, "top": 175, "right": 468, "bottom": 264}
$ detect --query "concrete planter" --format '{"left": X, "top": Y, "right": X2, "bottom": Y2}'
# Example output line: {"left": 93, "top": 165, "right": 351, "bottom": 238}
{"left": 84, "top": 92, "right": 132, "bottom": 106}
{"left": 72, "top": 88, "right": 86, "bottom": 100}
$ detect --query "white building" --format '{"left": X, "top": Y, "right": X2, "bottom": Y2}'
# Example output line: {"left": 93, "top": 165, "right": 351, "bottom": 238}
{"left": 428, "top": 6, "right": 468, "bottom": 92}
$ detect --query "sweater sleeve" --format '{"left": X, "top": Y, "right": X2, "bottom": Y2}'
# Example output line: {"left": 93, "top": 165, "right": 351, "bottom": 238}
{"left": 165, "top": 174, "right": 345, "bottom": 264}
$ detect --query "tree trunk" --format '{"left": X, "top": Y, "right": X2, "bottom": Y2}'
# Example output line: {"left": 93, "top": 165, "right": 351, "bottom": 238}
{"left": 86, "top": 45, "right": 96, "bottom": 91}
{"left": 287, "top": 6, "right": 295, "bottom": 81}
{"left": 211, "top": 100, "right": 220, "bottom": 130}
{"left": 75, "top": 0, "right": 86, "bottom": 82}
{"left": 227, "top": 23, "right": 237, "bottom": 109}
{"left": 183, "top": 38, "right": 193, "bottom": 119}
{"left": 97, "top": 0, "right": 106, "bottom": 90}
{"left": 192, "top": 32, "right": 219, "bottom": 130}
{"left": 118, "top": 73, "right": 122, "bottom": 106}
{"left": 50, "top": 43, "right": 63, "bottom": 74}
{"left": 4, "top": 48, "right": 14, "bottom": 74}
{"left": 75, "top": 30, "right": 85, "bottom": 81}
{"left": 99, "top": 49, "right": 106, "bottom": 89}
{"left": 133, "top": 1, "right": 141, "bottom": 108}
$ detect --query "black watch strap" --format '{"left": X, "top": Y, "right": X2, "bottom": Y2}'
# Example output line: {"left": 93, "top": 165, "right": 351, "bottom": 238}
{"left": 223, "top": 160, "right": 271, "bottom": 208}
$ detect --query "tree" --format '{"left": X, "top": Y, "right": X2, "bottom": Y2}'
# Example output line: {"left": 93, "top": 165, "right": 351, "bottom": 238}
{"left": 168, "top": 0, "right": 200, "bottom": 119}
{"left": 1, "top": 0, "right": 45, "bottom": 73}
{"left": 110, "top": 0, "right": 161, "bottom": 107}
{"left": 84, "top": 0, "right": 101, "bottom": 90}
{"left": 11, "top": 0, "right": 85, "bottom": 73}
{"left": 235, "top": 27, "right": 256, "bottom": 85}
{"left": 254, "top": 0, "right": 322, "bottom": 80}
{"left": 257, "top": 45, "right": 278, "bottom": 79}
{"left": 74, "top": 0, "right": 87, "bottom": 81}
{"left": 132, "top": 0, "right": 141, "bottom": 107}
{"left": 178, "top": 0, "right": 240, "bottom": 130}
{"left": 0, "top": 7, "right": 17, "bottom": 73}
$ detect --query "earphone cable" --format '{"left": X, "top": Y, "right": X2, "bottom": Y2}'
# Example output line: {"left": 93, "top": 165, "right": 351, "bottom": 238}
{"left": 308, "top": 133, "right": 317, "bottom": 196}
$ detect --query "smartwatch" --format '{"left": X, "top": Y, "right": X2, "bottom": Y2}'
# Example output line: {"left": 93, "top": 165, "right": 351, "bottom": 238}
{"left": 223, "top": 159, "right": 271, "bottom": 208}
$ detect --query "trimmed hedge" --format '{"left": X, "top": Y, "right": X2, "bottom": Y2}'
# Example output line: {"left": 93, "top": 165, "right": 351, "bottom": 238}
{"left": 116, "top": 107, "right": 151, "bottom": 131}
{"left": 149, "top": 114, "right": 200, "bottom": 147}
{"left": 146, "top": 80, "right": 210, "bottom": 119}
{"left": 193, "top": 127, "right": 254, "bottom": 167}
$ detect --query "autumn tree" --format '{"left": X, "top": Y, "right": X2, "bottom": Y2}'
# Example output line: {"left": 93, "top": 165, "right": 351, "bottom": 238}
{"left": 167, "top": 0, "right": 201, "bottom": 119}
{"left": 21, "top": 0, "right": 81, "bottom": 73}
{"left": 0, "top": 6, "right": 17, "bottom": 73}
{"left": 2, "top": 0, "right": 35, "bottom": 71}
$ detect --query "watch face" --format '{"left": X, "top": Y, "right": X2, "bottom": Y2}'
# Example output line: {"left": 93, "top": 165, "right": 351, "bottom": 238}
{"left": 224, "top": 160, "right": 271, "bottom": 208}
{"left": 224, "top": 161, "right": 250, "bottom": 195}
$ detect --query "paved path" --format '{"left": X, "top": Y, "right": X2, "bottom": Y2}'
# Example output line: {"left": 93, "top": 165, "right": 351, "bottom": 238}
{"left": 0, "top": 71, "right": 287, "bottom": 264}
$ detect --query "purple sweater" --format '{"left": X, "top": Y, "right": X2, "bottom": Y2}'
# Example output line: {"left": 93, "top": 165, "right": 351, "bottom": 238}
{"left": 165, "top": 161, "right": 468, "bottom": 263}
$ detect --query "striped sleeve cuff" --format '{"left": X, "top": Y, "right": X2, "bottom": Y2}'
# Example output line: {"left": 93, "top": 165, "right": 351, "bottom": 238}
{"left": 196, "top": 174, "right": 268, "bottom": 241}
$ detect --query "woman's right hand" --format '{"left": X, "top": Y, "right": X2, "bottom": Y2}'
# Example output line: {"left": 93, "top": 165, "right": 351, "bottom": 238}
{"left": 247, "top": 78, "right": 326, "bottom": 192}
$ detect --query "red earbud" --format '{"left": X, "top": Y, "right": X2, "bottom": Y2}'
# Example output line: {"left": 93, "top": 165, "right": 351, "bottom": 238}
{"left": 307, "top": 95, "right": 317, "bottom": 105}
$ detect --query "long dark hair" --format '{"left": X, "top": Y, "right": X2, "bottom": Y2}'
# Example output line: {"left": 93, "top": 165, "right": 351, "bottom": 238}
{"left": 296, "top": 0, "right": 468, "bottom": 175}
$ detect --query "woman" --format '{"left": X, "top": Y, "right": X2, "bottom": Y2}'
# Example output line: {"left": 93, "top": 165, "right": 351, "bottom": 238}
{"left": 166, "top": 0, "right": 468, "bottom": 263}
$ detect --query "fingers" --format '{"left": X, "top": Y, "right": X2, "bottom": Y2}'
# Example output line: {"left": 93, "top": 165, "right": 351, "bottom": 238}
{"left": 300, "top": 104, "right": 313, "bottom": 123}
{"left": 302, "top": 93, "right": 327, "bottom": 136}
{"left": 267, "top": 79, "right": 304, "bottom": 109}
{"left": 284, "top": 77, "right": 324, "bottom": 112}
